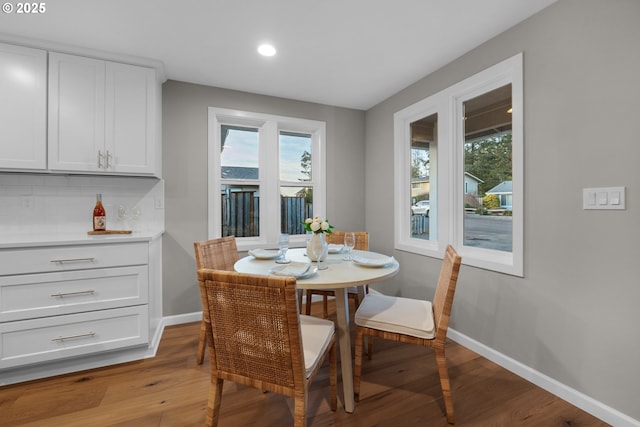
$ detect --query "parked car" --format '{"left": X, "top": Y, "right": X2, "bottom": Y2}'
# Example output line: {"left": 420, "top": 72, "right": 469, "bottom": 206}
{"left": 411, "top": 200, "right": 430, "bottom": 216}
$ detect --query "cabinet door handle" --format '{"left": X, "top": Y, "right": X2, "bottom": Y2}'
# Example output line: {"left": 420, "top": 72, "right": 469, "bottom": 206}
{"left": 50, "top": 257, "right": 96, "bottom": 263}
{"left": 51, "top": 290, "right": 96, "bottom": 298}
{"left": 98, "top": 150, "right": 104, "bottom": 168}
{"left": 105, "top": 150, "right": 112, "bottom": 169}
{"left": 51, "top": 332, "right": 96, "bottom": 342}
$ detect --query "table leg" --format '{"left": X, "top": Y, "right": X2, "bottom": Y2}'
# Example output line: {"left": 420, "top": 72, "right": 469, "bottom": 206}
{"left": 334, "top": 287, "right": 355, "bottom": 413}
{"left": 296, "top": 288, "right": 303, "bottom": 313}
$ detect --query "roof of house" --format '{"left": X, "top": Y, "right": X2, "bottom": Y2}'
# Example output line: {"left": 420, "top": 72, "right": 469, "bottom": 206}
{"left": 221, "top": 166, "right": 259, "bottom": 180}
{"left": 487, "top": 181, "right": 512, "bottom": 194}
{"left": 464, "top": 171, "right": 484, "bottom": 183}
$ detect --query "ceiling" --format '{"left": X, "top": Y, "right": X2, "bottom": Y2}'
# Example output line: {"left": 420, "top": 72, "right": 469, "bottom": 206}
{"left": 0, "top": 0, "right": 556, "bottom": 110}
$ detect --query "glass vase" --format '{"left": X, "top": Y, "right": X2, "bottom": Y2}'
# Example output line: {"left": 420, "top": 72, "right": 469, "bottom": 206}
{"left": 306, "top": 232, "right": 328, "bottom": 261}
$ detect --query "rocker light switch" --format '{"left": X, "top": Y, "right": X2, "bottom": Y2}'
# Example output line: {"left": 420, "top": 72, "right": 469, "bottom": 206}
{"left": 610, "top": 191, "right": 620, "bottom": 205}
{"left": 597, "top": 192, "right": 608, "bottom": 205}
{"left": 583, "top": 187, "right": 625, "bottom": 210}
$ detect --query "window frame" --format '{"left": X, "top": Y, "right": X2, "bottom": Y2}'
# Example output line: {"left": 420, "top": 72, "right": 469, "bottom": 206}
{"left": 394, "top": 53, "right": 523, "bottom": 276}
{"left": 208, "top": 107, "right": 326, "bottom": 252}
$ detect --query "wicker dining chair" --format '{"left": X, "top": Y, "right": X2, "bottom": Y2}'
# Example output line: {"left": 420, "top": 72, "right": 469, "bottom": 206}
{"left": 193, "top": 236, "right": 239, "bottom": 365}
{"left": 198, "top": 269, "right": 337, "bottom": 427}
{"left": 305, "top": 231, "right": 369, "bottom": 318}
{"left": 353, "top": 245, "right": 462, "bottom": 424}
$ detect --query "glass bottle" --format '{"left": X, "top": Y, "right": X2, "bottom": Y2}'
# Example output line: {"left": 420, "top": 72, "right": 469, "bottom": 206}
{"left": 93, "top": 194, "right": 106, "bottom": 231}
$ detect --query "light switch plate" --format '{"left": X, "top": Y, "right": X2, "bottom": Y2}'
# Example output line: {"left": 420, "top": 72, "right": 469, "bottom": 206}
{"left": 583, "top": 187, "right": 625, "bottom": 210}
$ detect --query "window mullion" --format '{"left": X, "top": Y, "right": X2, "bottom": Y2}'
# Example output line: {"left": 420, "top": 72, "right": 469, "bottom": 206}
{"left": 262, "top": 120, "right": 279, "bottom": 245}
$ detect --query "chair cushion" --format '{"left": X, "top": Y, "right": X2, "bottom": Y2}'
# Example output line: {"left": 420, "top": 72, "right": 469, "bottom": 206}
{"left": 300, "top": 314, "right": 335, "bottom": 377}
{"left": 354, "top": 293, "right": 435, "bottom": 339}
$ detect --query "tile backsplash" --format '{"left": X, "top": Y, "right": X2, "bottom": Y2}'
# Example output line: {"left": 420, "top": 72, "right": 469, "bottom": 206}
{"left": 0, "top": 173, "right": 164, "bottom": 236}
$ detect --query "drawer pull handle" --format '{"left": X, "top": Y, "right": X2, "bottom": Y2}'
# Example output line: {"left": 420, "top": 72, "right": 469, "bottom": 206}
{"left": 51, "top": 332, "right": 96, "bottom": 342}
{"left": 51, "top": 290, "right": 96, "bottom": 298}
{"left": 50, "top": 257, "right": 96, "bottom": 263}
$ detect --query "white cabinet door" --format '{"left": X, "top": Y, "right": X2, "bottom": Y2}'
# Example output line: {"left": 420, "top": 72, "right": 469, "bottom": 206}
{"left": 48, "top": 52, "right": 106, "bottom": 173}
{"left": 0, "top": 305, "right": 149, "bottom": 369}
{"left": 48, "top": 53, "right": 158, "bottom": 176}
{"left": 105, "top": 62, "right": 156, "bottom": 174}
{"left": 0, "top": 43, "right": 47, "bottom": 170}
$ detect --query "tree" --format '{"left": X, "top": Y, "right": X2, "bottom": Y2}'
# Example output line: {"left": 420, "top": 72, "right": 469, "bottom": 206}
{"left": 296, "top": 150, "right": 313, "bottom": 203}
{"left": 299, "top": 150, "right": 311, "bottom": 181}
{"left": 411, "top": 148, "right": 430, "bottom": 179}
{"left": 464, "top": 133, "right": 512, "bottom": 195}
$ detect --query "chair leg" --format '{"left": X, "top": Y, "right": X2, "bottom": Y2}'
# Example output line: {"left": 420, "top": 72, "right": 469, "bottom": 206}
{"left": 322, "top": 296, "right": 328, "bottom": 318}
{"left": 197, "top": 319, "right": 207, "bottom": 365}
{"left": 293, "top": 394, "right": 308, "bottom": 427}
{"left": 205, "top": 377, "right": 224, "bottom": 427}
{"left": 305, "top": 290, "right": 313, "bottom": 315}
{"left": 329, "top": 342, "right": 337, "bottom": 411}
{"left": 434, "top": 347, "right": 455, "bottom": 424}
{"left": 354, "top": 327, "right": 365, "bottom": 401}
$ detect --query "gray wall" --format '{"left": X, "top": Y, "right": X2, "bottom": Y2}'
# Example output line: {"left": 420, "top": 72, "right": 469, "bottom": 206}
{"left": 365, "top": 0, "right": 640, "bottom": 420}
{"left": 161, "top": 0, "right": 639, "bottom": 420}
{"left": 162, "top": 81, "right": 365, "bottom": 316}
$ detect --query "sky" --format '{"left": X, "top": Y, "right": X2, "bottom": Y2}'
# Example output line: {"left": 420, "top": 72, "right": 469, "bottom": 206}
{"left": 221, "top": 128, "right": 311, "bottom": 183}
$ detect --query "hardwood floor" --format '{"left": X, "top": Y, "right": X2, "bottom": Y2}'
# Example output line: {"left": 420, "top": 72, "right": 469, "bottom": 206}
{"left": 0, "top": 302, "right": 609, "bottom": 427}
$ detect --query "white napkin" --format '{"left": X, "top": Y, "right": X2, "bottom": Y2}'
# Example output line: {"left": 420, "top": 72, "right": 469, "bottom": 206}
{"left": 327, "top": 244, "right": 344, "bottom": 253}
{"left": 248, "top": 248, "right": 280, "bottom": 259}
{"left": 352, "top": 255, "right": 394, "bottom": 267}
{"left": 270, "top": 261, "right": 312, "bottom": 277}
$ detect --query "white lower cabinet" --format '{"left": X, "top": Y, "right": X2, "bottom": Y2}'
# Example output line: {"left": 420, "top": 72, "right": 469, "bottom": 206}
{"left": 0, "top": 239, "right": 156, "bottom": 377}
{"left": 0, "top": 305, "right": 148, "bottom": 369}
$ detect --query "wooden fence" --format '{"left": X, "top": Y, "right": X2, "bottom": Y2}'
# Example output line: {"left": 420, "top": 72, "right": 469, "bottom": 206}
{"left": 222, "top": 192, "right": 312, "bottom": 237}
{"left": 222, "top": 192, "right": 258, "bottom": 237}
{"left": 281, "top": 196, "right": 313, "bottom": 235}
{"left": 411, "top": 214, "right": 430, "bottom": 237}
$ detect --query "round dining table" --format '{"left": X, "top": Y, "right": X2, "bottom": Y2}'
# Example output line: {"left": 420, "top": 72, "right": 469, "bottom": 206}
{"left": 234, "top": 247, "right": 399, "bottom": 413}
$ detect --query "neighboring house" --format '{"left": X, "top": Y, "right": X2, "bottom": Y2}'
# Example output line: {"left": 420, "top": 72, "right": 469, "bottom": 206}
{"left": 411, "top": 175, "right": 430, "bottom": 201}
{"left": 414, "top": 172, "right": 483, "bottom": 204}
{"left": 464, "top": 172, "right": 484, "bottom": 196}
{"left": 486, "top": 180, "right": 513, "bottom": 209}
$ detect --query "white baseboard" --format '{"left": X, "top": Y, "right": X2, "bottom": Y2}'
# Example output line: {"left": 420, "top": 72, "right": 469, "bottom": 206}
{"left": 447, "top": 328, "right": 640, "bottom": 427}
{"left": 161, "top": 311, "right": 203, "bottom": 327}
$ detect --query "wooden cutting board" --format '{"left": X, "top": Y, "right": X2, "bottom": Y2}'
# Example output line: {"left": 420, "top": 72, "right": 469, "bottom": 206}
{"left": 87, "top": 230, "right": 132, "bottom": 235}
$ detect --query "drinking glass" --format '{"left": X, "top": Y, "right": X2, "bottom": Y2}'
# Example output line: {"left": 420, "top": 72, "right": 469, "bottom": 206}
{"left": 117, "top": 204, "right": 128, "bottom": 228}
{"left": 275, "top": 233, "right": 290, "bottom": 264}
{"left": 343, "top": 232, "right": 356, "bottom": 261}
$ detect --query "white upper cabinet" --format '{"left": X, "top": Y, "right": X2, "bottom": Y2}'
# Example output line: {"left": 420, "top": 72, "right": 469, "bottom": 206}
{"left": 0, "top": 43, "right": 47, "bottom": 170}
{"left": 48, "top": 53, "right": 159, "bottom": 176}
{"left": 48, "top": 53, "right": 106, "bottom": 173}
{"left": 105, "top": 62, "right": 157, "bottom": 175}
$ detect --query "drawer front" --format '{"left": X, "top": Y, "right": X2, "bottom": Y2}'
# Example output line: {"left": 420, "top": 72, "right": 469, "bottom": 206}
{"left": 0, "top": 266, "right": 148, "bottom": 322}
{"left": 0, "top": 243, "right": 148, "bottom": 276}
{"left": 0, "top": 305, "right": 148, "bottom": 369}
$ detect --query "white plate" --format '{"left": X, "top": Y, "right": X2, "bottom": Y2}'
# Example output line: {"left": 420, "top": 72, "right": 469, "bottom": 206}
{"left": 269, "top": 262, "right": 317, "bottom": 279}
{"left": 352, "top": 254, "right": 395, "bottom": 268}
{"left": 327, "top": 244, "right": 345, "bottom": 253}
{"left": 248, "top": 249, "right": 281, "bottom": 259}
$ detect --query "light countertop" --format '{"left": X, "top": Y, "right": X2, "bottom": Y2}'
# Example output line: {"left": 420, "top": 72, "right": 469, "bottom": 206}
{"left": 0, "top": 230, "right": 164, "bottom": 249}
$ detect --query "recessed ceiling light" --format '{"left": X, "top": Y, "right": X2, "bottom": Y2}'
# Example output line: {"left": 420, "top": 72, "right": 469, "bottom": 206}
{"left": 257, "top": 44, "right": 276, "bottom": 57}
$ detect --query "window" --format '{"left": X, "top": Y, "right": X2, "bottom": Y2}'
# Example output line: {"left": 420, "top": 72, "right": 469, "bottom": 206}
{"left": 208, "top": 108, "right": 326, "bottom": 251}
{"left": 394, "top": 53, "right": 523, "bottom": 276}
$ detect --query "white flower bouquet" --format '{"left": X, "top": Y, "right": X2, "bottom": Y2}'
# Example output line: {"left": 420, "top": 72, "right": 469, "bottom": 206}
{"left": 302, "top": 217, "right": 334, "bottom": 234}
